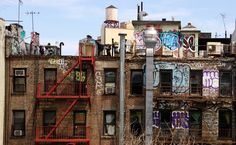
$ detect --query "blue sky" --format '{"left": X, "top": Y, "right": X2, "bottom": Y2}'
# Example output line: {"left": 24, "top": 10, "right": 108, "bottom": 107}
{"left": 1, "top": 0, "right": 235, "bottom": 55}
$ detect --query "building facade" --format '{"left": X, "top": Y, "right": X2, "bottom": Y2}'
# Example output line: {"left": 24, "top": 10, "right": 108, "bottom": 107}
{"left": 4, "top": 7, "right": 236, "bottom": 145}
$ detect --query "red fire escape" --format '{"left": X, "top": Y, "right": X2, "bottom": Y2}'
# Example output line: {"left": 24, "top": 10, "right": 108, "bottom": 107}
{"left": 35, "top": 42, "right": 95, "bottom": 145}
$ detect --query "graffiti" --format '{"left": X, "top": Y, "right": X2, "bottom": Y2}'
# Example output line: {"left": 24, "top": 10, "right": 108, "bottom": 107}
{"left": 172, "top": 111, "right": 189, "bottom": 129}
{"left": 160, "top": 32, "right": 181, "bottom": 51}
{"left": 48, "top": 58, "right": 69, "bottom": 73}
{"left": 143, "top": 62, "right": 190, "bottom": 94}
{"left": 183, "top": 34, "right": 195, "bottom": 52}
{"left": 95, "top": 71, "right": 104, "bottom": 95}
{"left": 75, "top": 71, "right": 86, "bottom": 82}
{"left": 153, "top": 111, "right": 160, "bottom": 128}
{"left": 203, "top": 70, "right": 219, "bottom": 97}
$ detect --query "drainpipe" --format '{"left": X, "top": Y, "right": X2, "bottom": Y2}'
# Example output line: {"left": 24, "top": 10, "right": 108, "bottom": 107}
{"left": 119, "top": 33, "right": 126, "bottom": 145}
{"left": 143, "top": 26, "right": 157, "bottom": 145}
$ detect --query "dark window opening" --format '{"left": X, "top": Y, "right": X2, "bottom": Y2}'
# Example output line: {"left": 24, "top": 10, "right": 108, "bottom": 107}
{"left": 131, "top": 70, "right": 143, "bottom": 95}
{"left": 103, "top": 111, "right": 116, "bottom": 136}
{"left": 219, "top": 109, "right": 232, "bottom": 138}
{"left": 43, "top": 110, "right": 56, "bottom": 136}
{"left": 160, "top": 70, "right": 172, "bottom": 93}
{"left": 190, "top": 70, "right": 202, "bottom": 95}
{"left": 13, "top": 68, "right": 26, "bottom": 93}
{"left": 44, "top": 68, "right": 57, "bottom": 92}
{"left": 12, "top": 110, "right": 25, "bottom": 137}
{"left": 74, "top": 111, "right": 86, "bottom": 138}
{"left": 104, "top": 69, "right": 116, "bottom": 95}
{"left": 189, "top": 109, "right": 202, "bottom": 137}
{"left": 220, "top": 71, "right": 232, "bottom": 97}
{"left": 130, "top": 110, "right": 143, "bottom": 136}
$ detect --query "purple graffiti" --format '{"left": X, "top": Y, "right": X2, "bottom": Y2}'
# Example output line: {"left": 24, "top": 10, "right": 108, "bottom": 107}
{"left": 153, "top": 111, "right": 160, "bottom": 128}
{"left": 172, "top": 111, "right": 189, "bottom": 129}
{"left": 203, "top": 70, "right": 219, "bottom": 89}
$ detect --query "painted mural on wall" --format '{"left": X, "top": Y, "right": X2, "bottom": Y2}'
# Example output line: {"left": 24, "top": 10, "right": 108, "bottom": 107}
{"left": 134, "top": 26, "right": 196, "bottom": 56}
{"left": 143, "top": 62, "right": 190, "bottom": 94}
{"left": 202, "top": 70, "right": 219, "bottom": 98}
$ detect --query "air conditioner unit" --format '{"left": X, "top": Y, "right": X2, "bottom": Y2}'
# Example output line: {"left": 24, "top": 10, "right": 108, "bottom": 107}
{"left": 13, "top": 130, "right": 23, "bottom": 136}
{"left": 207, "top": 42, "right": 222, "bottom": 55}
{"left": 105, "top": 87, "right": 115, "bottom": 94}
{"left": 14, "top": 69, "right": 25, "bottom": 76}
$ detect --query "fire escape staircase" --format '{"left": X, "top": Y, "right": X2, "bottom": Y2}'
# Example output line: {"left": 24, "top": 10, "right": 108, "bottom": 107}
{"left": 35, "top": 44, "right": 95, "bottom": 145}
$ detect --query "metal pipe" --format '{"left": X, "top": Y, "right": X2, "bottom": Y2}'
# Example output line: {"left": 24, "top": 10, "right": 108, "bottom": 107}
{"left": 118, "top": 33, "right": 126, "bottom": 145}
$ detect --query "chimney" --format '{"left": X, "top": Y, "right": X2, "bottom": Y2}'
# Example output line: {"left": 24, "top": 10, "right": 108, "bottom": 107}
{"left": 141, "top": 2, "right": 143, "bottom": 11}
{"left": 137, "top": 5, "right": 140, "bottom": 21}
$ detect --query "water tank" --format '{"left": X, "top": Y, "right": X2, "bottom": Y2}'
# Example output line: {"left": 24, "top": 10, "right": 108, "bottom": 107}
{"left": 106, "top": 5, "right": 118, "bottom": 21}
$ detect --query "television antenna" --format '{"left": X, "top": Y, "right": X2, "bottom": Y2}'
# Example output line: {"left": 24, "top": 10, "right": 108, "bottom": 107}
{"left": 220, "top": 13, "right": 227, "bottom": 38}
{"left": 26, "top": 11, "right": 40, "bottom": 32}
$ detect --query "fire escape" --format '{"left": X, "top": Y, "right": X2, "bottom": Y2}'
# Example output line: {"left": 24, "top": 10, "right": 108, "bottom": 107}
{"left": 35, "top": 42, "right": 95, "bottom": 145}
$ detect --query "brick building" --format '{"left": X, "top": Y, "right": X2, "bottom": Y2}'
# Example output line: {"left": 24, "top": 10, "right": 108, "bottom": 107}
{"left": 3, "top": 5, "right": 236, "bottom": 145}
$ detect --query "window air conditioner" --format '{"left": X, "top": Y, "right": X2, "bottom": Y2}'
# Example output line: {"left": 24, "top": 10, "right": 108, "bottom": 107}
{"left": 207, "top": 42, "right": 222, "bottom": 55}
{"left": 14, "top": 69, "right": 25, "bottom": 76}
{"left": 105, "top": 87, "right": 115, "bottom": 94}
{"left": 13, "top": 130, "right": 23, "bottom": 136}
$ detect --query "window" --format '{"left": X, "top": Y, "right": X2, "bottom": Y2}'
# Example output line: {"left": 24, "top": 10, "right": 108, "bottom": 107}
{"left": 43, "top": 110, "right": 56, "bottom": 136}
{"left": 220, "top": 71, "right": 232, "bottom": 97}
{"left": 13, "top": 68, "right": 26, "bottom": 93}
{"left": 73, "top": 111, "right": 86, "bottom": 138}
{"left": 190, "top": 70, "right": 202, "bottom": 95}
{"left": 44, "top": 68, "right": 57, "bottom": 92}
{"left": 189, "top": 109, "right": 202, "bottom": 137}
{"left": 12, "top": 110, "right": 25, "bottom": 137}
{"left": 104, "top": 69, "right": 116, "bottom": 95}
{"left": 103, "top": 111, "right": 116, "bottom": 136}
{"left": 131, "top": 70, "right": 143, "bottom": 95}
{"left": 130, "top": 110, "right": 143, "bottom": 136}
{"left": 160, "top": 110, "right": 171, "bottom": 129}
{"left": 219, "top": 109, "right": 232, "bottom": 138}
{"left": 160, "top": 70, "right": 172, "bottom": 93}
{"left": 74, "top": 69, "right": 87, "bottom": 95}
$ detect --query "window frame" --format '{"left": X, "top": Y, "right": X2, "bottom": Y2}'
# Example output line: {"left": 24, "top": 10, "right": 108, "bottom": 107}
{"left": 189, "top": 109, "right": 202, "bottom": 137}
{"left": 130, "top": 70, "right": 143, "bottom": 96}
{"left": 74, "top": 69, "right": 87, "bottom": 95}
{"left": 219, "top": 70, "right": 232, "bottom": 97}
{"left": 130, "top": 109, "right": 143, "bottom": 136}
{"left": 44, "top": 68, "right": 57, "bottom": 92}
{"left": 103, "top": 111, "right": 116, "bottom": 136}
{"left": 160, "top": 69, "right": 172, "bottom": 94}
{"left": 190, "top": 70, "right": 202, "bottom": 95}
{"left": 218, "top": 109, "right": 232, "bottom": 139}
{"left": 12, "top": 110, "right": 25, "bottom": 137}
{"left": 13, "top": 68, "right": 27, "bottom": 93}
{"left": 43, "top": 110, "right": 56, "bottom": 136}
{"left": 104, "top": 69, "right": 116, "bottom": 95}
{"left": 73, "top": 111, "right": 86, "bottom": 137}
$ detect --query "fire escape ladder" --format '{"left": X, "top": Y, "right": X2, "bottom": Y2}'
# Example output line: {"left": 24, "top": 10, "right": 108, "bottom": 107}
{"left": 45, "top": 99, "right": 78, "bottom": 139}
{"left": 46, "top": 59, "right": 80, "bottom": 96}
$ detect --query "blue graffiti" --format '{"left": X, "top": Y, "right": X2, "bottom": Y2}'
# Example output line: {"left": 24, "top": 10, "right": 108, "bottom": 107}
{"left": 160, "top": 32, "right": 181, "bottom": 51}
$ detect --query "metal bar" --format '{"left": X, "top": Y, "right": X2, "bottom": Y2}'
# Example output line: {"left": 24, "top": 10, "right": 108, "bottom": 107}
{"left": 45, "top": 100, "right": 78, "bottom": 138}
{"left": 118, "top": 33, "right": 126, "bottom": 145}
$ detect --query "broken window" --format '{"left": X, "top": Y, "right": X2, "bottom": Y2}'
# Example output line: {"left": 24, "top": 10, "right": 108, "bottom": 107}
{"left": 190, "top": 70, "right": 202, "bottom": 95}
{"left": 13, "top": 68, "right": 26, "bottom": 93}
{"left": 103, "top": 111, "right": 116, "bottom": 136}
{"left": 189, "top": 109, "right": 202, "bottom": 137}
{"left": 43, "top": 110, "right": 56, "bottom": 136}
{"left": 160, "top": 70, "right": 172, "bottom": 93}
{"left": 219, "top": 109, "right": 232, "bottom": 138}
{"left": 131, "top": 70, "right": 143, "bottom": 95}
{"left": 160, "top": 110, "right": 171, "bottom": 129}
{"left": 73, "top": 111, "right": 86, "bottom": 138}
{"left": 104, "top": 69, "right": 116, "bottom": 95}
{"left": 12, "top": 110, "right": 25, "bottom": 137}
{"left": 130, "top": 110, "right": 143, "bottom": 136}
{"left": 44, "top": 68, "right": 57, "bottom": 92}
{"left": 220, "top": 71, "right": 232, "bottom": 97}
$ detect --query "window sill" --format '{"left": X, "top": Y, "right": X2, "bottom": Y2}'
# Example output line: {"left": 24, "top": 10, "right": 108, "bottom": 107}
{"left": 101, "top": 135, "right": 115, "bottom": 139}
{"left": 129, "top": 94, "right": 144, "bottom": 97}
{"left": 10, "top": 136, "right": 25, "bottom": 139}
{"left": 11, "top": 92, "right": 27, "bottom": 96}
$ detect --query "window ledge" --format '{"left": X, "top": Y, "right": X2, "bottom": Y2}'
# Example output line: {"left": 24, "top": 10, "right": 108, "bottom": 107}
{"left": 129, "top": 94, "right": 144, "bottom": 97}
{"left": 11, "top": 93, "right": 27, "bottom": 96}
{"left": 101, "top": 135, "right": 115, "bottom": 139}
{"left": 10, "top": 136, "right": 25, "bottom": 139}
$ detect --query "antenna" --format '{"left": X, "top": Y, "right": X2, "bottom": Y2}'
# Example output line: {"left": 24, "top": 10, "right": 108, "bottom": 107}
{"left": 220, "top": 13, "right": 227, "bottom": 38}
{"left": 26, "top": 11, "right": 40, "bottom": 32}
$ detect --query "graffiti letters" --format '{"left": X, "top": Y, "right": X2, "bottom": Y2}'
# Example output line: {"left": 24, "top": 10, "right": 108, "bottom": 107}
{"left": 95, "top": 71, "right": 104, "bottom": 96}
{"left": 203, "top": 70, "right": 219, "bottom": 97}
{"left": 183, "top": 34, "right": 195, "bottom": 52}
{"left": 160, "top": 32, "right": 181, "bottom": 51}
{"left": 172, "top": 111, "right": 189, "bottom": 129}
{"left": 153, "top": 111, "right": 160, "bottom": 128}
